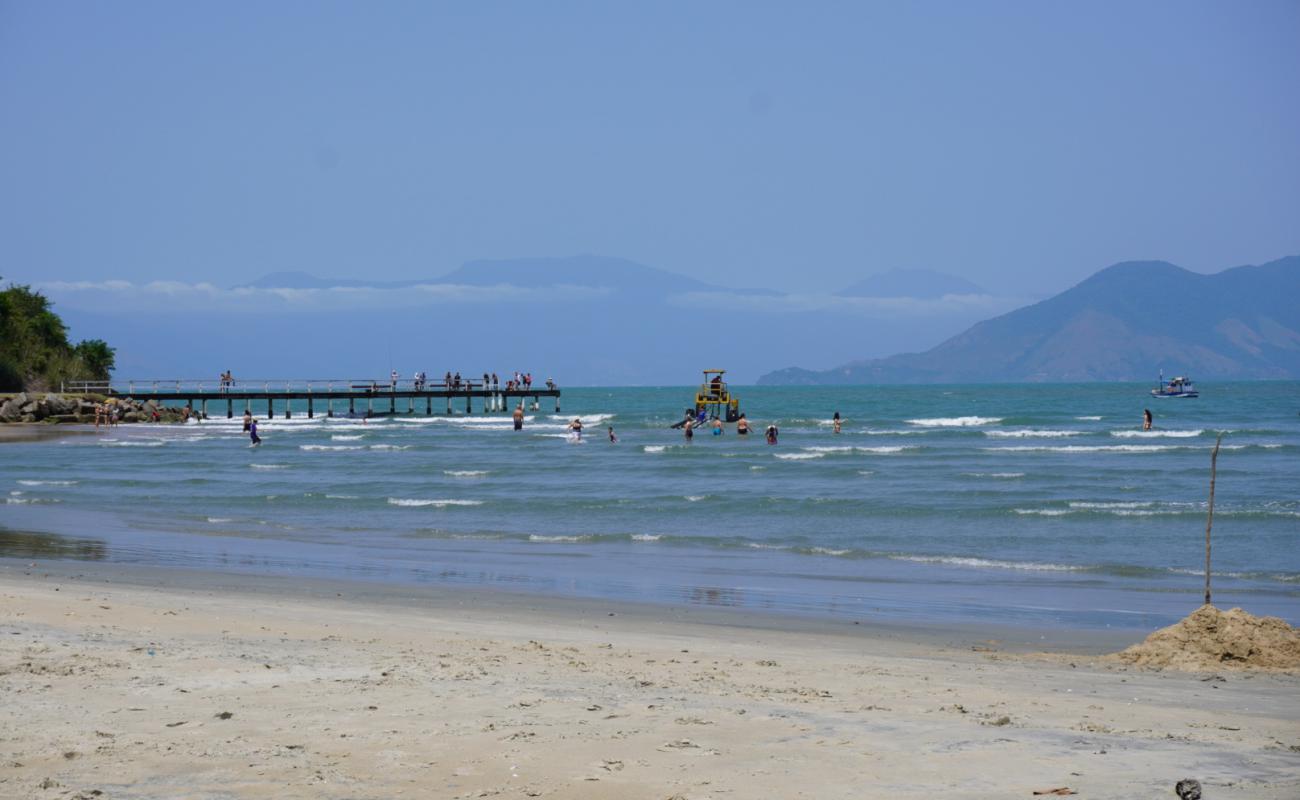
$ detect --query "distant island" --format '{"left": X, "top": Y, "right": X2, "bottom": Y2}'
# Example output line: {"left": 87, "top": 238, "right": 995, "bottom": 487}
{"left": 759, "top": 256, "right": 1300, "bottom": 384}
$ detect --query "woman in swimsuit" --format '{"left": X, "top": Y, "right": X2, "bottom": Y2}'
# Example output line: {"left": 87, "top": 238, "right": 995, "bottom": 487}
{"left": 736, "top": 414, "right": 749, "bottom": 435}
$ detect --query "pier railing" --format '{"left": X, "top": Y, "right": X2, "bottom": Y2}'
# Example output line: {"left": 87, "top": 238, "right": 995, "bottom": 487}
{"left": 60, "top": 378, "right": 551, "bottom": 395}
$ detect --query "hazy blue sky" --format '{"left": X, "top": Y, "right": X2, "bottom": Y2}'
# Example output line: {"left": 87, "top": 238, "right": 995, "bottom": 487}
{"left": 2, "top": 1, "right": 1298, "bottom": 298}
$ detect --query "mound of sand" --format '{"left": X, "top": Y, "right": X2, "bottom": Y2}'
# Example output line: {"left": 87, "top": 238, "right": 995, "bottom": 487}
{"left": 1113, "top": 605, "right": 1300, "bottom": 671}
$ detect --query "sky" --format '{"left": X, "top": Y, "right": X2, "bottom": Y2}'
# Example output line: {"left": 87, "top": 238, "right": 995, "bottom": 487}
{"left": 1, "top": 2, "right": 1298, "bottom": 381}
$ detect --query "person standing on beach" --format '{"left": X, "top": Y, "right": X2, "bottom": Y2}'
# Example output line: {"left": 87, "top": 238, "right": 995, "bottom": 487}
{"left": 833, "top": 411, "right": 842, "bottom": 434}
{"left": 1143, "top": 408, "right": 1153, "bottom": 431}
{"left": 513, "top": 404, "right": 524, "bottom": 431}
{"left": 249, "top": 418, "right": 262, "bottom": 446}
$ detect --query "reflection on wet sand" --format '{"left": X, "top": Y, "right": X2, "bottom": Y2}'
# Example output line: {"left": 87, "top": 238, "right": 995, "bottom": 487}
{"left": 0, "top": 528, "right": 107, "bottom": 561}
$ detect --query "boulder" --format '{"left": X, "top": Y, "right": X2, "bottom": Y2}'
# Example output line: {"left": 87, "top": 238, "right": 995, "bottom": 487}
{"left": 46, "top": 394, "right": 76, "bottom": 415}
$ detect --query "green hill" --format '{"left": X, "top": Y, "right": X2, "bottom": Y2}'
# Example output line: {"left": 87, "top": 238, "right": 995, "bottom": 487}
{"left": 0, "top": 281, "right": 115, "bottom": 392}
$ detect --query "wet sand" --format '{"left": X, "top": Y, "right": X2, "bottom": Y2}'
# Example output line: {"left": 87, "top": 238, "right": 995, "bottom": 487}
{"left": 1, "top": 561, "right": 1297, "bottom": 799}
{"left": 0, "top": 424, "right": 99, "bottom": 444}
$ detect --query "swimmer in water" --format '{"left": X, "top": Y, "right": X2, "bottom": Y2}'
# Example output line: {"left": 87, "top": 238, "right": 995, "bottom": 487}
{"left": 567, "top": 417, "right": 583, "bottom": 440}
{"left": 832, "top": 411, "right": 841, "bottom": 434}
{"left": 765, "top": 424, "right": 778, "bottom": 445}
{"left": 1143, "top": 408, "right": 1152, "bottom": 431}
{"left": 736, "top": 414, "right": 749, "bottom": 435}
{"left": 249, "top": 418, "right": 262, "bottom": 446}
{"left": 243, "top": 409, "right": 253, "bottom": 432}
{"left": 684, "top": 418, "right": 694, "bottom": 441}
{"left": 513, "top": 404, "right": 524, "bottom": 431}
{"left": 712, "top": 417, "right": 723, "bottom": 436}
{"left": 608, "top": 426, "right": 618, "bottom": 443}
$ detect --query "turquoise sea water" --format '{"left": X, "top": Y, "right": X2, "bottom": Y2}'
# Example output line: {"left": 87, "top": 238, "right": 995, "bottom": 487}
{"left": 2, "top": 383, "right": 1297, "bottom": 630}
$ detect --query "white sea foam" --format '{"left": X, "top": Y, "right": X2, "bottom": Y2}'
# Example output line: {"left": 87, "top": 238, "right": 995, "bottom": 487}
{"left": 775, "top": 452, "right": 824, "bottom": 460}
{"left": 643, "top": 445, "right": 668, "bottom": 453}
{"left": 985, "top": 445, "right": 1178, "bottom": 453}
{"left": 99, "top": 439, "right": 166, "bottom": 447}
{"left": 985, "top": 429, "right": 1081, "bottom": 438}
{"left": 17, "top": 480, "right": 78, "bottom": 486}
{"left": 857, "top": 446, "right": 911, "bottom": 454}
{"left": 325, "top": 494, "right": 359, "bottom": 500}
{"left": 1111, "top": 429, "right": 1203, "bottom": 438}
{"left": 1069, "top": 501, "right": 1154, "bottom": 509}
{"left": 206, "top": 517, "right": 233, "bottom": 523}
{"left": 857, "top": 470, "right": 875, "bottom": 476}
{"left": 746, "top": 542, "right": 790, "bottom": 550}
{"left": 528, "top": 534, "right": 590, "bottom": 543}
{"left": 1075, "top": 415, "right": 1102, "bottom": 421}
{"left": 549, "top": 413, "right": 615, "bottom": 424}
{"left": 299, "top": 445, "right": 364, "bottom": 451}
{"left": 892, "top": 554, "right": 1081, "bottom": 572}
{"left": 864, "top": 428, "right": 932, "bottom": 435}
{"left": 684, "top": 495, "right": 707, "bottom": 502}
{"left": 964, "top": 472, "right": 1025, "bottom": 478}
{"left": 906, "top": 416, "right": 1002, "bottom": 427}
{"left": 1013, "top": 508, "right": 1072, "bottom": 516}
{"left": 5, "top": 497, "right": 59, "bottom": 505}
{"left": 749, "top": 465, "right": 766, "bottom": 471}
{"left": 631, "top": 533, "right": 661, "bottom": 542}
{"left": 368, "top": 444, "right": 411, "bottom": 451}
{"left": 809, "top": 547, "right": 852, "bottom": 556}
{"left": 387, "top": 498, "right": 482, "bottom": 507}
{"left": 248, "top": 464, "right": 288, "bottom": 470}
{"left": 444, "top": 470, "right": 489, "bottom": 478}
{"left": 802, "top": 446, "right": 855, "bottom": 453}
{"left": 331, "top": 434, "right": 365, "bottom": 441}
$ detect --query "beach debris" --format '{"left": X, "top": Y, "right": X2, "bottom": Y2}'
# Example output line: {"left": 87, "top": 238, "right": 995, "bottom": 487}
{"left": 660, "top": 739, "right": 700, "bottom": 750}
{"left": 165, "top": 721, "right": 187, "bottom": 727}
{"left": 1031, "top": 789, "right": 1076, "bottom": 796}
{"left": 1112, "top": 605, "right": 1300, "bottom": 671}
{"left": 215, "top": 711, "right": 233, "bottom": 720}
{"left": 983, "top": 715, "right": 1012, "bottom": 727}
{"left": 1175, "top": 778, "right": 1202, "bottom": 800}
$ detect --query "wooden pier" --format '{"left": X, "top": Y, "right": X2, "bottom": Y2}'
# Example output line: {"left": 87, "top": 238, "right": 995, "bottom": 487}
{"left": 61, "top": 379, "right": 561, "bottom": 419}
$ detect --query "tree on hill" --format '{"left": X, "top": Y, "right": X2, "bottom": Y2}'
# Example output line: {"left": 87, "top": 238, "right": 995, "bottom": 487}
{"left": 0, "top": 280, "right": 115, "bottom": 392}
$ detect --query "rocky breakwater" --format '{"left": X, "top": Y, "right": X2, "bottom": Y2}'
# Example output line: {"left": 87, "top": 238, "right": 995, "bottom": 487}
{"left": 0, "top": 393, "right": 193, "bottom": 424}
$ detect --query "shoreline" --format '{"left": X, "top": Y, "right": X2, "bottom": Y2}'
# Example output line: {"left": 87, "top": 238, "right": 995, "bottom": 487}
{"left": 0, "top": 558, "right": 1140, "bottom": 654}
{"left": 2, "top": 561, "right": 1298, "bottom": 798}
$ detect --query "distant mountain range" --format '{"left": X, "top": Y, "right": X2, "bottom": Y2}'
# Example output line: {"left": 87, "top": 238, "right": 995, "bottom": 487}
{"left": 236, "top": 255, "right": 780, "bottom": 296}
{"left": 759, "top": 256, "right": 1300, "bottom": 384}
{"left": 58, "top": 257, "right": 1010, "bottom": 385}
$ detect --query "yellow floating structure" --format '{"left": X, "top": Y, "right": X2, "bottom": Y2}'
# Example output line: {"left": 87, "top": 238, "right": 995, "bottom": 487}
{"left": 694, "top": 369, "right": 741, "bottom": 423}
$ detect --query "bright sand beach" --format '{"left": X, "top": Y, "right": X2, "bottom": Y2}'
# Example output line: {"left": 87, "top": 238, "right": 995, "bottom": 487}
{"left": 2, "top": 562, "right": 1298, "bottom": 800}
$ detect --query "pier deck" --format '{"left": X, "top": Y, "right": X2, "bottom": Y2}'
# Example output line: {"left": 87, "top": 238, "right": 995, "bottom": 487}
{"left": 61, "top": 379, "right": 561, "bottom": 419}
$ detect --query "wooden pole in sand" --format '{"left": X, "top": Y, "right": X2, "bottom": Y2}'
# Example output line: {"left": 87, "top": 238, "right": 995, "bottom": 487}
{"left": 1204, "top": 433, "right": 1222, "bottom": 606}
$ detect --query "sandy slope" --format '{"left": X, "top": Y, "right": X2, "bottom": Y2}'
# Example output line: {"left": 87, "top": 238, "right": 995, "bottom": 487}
{"left": 1, "top": 566, "right": 1297, "bottom": 799}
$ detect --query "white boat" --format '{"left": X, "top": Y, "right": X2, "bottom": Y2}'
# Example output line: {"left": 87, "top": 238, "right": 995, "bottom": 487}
{"left": 1151, "top": 372, "right": 1198, "bottom": 398}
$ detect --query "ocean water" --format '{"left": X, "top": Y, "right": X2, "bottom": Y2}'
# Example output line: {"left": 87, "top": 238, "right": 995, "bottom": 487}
{"left": 2, "top": 382, "right": 1297, "bottom": 631}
